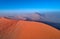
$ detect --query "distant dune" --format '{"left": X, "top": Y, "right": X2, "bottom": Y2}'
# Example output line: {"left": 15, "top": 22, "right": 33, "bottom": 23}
{"left": 2, "top": 12, "right": 60, "bottom": 30}
{"left": 0, "top": 17, "right": 60, "bottom": 39}
{"left": 0, "top": 12, "right": 60, "bottom": 23}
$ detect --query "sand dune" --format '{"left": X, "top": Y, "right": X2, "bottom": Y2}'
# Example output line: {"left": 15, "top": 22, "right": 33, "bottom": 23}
{"left": 0, "top": 17, "right": 17, "bottom": 31}
{"left": 0, "top": 18, "right": 60, "bottom": 39}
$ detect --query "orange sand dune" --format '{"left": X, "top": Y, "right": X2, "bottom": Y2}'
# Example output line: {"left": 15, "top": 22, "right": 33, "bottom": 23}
{"left": 0, "top": 17, "right": 18, "bottom": 31}
{"left": 0, "top": 18, "right": 60, "bottom": 39}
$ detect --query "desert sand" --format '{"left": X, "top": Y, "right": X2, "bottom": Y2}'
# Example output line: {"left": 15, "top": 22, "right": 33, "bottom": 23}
{"left": 0, "top": 17, "right": 60, "bottom": 39}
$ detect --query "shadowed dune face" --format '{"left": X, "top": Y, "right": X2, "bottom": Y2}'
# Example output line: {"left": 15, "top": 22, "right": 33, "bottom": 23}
{"left": 42, "top": 12, "right": 60, "bottom": 23}
{"left": 0, "top": 18, "right": 60, "bottom": 39}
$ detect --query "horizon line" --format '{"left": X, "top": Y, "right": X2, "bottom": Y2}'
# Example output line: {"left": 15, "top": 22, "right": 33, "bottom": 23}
{"left": 0, "top": 9, "right": 60, "bottom": 13}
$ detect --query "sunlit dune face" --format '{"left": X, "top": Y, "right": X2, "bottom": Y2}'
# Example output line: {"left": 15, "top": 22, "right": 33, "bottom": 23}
{"left": 0, "top": 17, "right": 17, "bottom": 31}
{"left": 0, "top": 18, "right": 60, "bottom": 39}
{"left": 15, "top": 21, "right": 60, "bottom": 39}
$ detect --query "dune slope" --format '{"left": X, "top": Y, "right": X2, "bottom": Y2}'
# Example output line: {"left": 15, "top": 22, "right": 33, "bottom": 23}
{"left": 15, "top": 21, "right": 60, "bottom": 39}
{"left": 0, "top": 17, "right": 18, "bottom": 39}
{"left": 0, "top": 18, "right": 60, "bottom": 39}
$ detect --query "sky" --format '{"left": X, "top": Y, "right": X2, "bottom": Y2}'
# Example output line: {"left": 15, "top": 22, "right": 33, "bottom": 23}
{"left": 0, "top": 0, "right": 60, "bottom": 24}
{"left": 0, "top": 0, "right": 60, "bottom": 12}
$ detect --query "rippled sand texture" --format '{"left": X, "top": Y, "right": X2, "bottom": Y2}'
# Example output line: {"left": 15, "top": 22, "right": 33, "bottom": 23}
{"left": 0, "top": 17, "right": 60, "bottom": 39}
